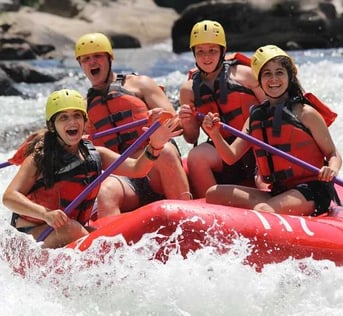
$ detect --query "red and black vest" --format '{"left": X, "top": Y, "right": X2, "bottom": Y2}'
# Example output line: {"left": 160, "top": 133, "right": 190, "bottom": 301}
{"left": 87, "top": 74, "right": 149, "bottom": 153}
{"left": 249, "top": 98, "right": 328, "bottom": 192}
{"left": 190, "top": 54, "right": 259, "bottom": 182}
{"left": 190, "top": 53, "right": 259, "bottom": 142}
{"left": 14, "top": 140, "right": 102, "bottom": 226}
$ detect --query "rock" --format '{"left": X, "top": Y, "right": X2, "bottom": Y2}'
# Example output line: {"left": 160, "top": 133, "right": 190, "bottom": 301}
{"left": 0, "top": 0, "right": 178, "bottom": 60}
{"left": 0, "top": 67, "right": 22, "bottom": 96}
{"left": 39, "top": 0, "right": 85, "bottom": 18}
{"left": 0, "top": 0, "right": 179, "bottom": 95}
{"left": 0, "top": 0, "right": 342, "bottom": 96}
{"left": 172, "top": 1, "right": 343, "bottom": 53}
{"left": 0, "top": 61, "right": 63, "bottom": 83}
{"left": 0, "top": 0, "right": 20, "bottom": 12}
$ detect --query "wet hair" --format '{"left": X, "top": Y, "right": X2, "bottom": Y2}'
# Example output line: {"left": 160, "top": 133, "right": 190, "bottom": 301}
{"left": 28, "top": 130, "right": 68, "bottom": 188}
{"left": 24, "top": 112, "right": 87, "bottom": 188}
{"left": 259, "top": 55, "right": 304, "bottom": 100}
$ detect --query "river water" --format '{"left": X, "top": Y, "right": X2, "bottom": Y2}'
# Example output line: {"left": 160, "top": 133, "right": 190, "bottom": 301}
{"left": 0, "top": 43, "right": 343, "bottom": 315}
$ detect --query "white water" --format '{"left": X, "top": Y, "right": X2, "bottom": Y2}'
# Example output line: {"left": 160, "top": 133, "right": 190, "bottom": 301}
{"left": 1, "top": 47, "right": 343, "bottom": 315}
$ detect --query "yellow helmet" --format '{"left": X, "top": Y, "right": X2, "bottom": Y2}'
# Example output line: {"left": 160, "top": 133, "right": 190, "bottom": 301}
{"left": 251, "top": 45, "right": 296, "bottom": 80}
{"left": 189, "top": 20, "right": 226, "bottom": 49}
{"left": 46, "top": 89, "right": 87, "bottom": 121}
{"left": 75, "top": 32, "right": 114, "bottom": 59}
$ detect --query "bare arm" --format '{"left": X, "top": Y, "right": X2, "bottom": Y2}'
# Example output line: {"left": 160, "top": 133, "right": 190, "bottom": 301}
{"left": 179, "top": 79, "right": 201, "bottom": 144}
{"left": 98, "top": 116, "right": 182, "bottom": 177}
{"left": 202, "top": 113, "right": 252, "bottom": 165}
{"left": 84, "top": 119, "right": 98, "bottom": 139}
{"left": 127, "top": 74, "right": 176, "bottom": 113}
{"left": 299, "top": 104, "right": 342, "bottom": 181}
{"left": 232, "top": 64, "right": 266, "bottom": 103}
{"left": 2, "top": 156, "right": 57, "bottom": 223}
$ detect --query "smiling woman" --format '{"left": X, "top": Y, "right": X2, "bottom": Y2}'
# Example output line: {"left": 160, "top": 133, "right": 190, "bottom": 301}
{"left": 203, "top": 45, "right": 342, "bottom": 216}
{"left": 1, "top": 88, "right": 181, "bottom": 249}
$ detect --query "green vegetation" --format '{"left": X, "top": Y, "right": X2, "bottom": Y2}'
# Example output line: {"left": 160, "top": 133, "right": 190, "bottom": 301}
{"left": 20, "top": 0, "right": 41, "bottom": 8}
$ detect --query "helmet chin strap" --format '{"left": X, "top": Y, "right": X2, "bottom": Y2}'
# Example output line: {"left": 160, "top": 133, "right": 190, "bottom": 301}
{"left": 55, "top": 131, "right": 70, "bottom": 148}
{"left": 104, "top": 56, "right": 112, "bottom": 85}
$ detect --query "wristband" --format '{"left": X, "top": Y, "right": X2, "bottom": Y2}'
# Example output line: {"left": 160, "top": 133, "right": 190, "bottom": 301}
{"left": 149, "top": 143, "right": 164, "bottom": 151}
{"left": 144, "top": 145, "right": 160, "bottom": 161}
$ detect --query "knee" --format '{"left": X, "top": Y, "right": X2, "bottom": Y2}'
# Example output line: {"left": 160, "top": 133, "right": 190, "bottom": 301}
{"left": 187, "top": 148, "right": 203, "bottom": 170}
{"left": 254, "top": 202, "right": 275, "bottom": 213}
{"left": 187, "top": 145, "right": 215, "bottom": 169}
{"left": 97, "top": 180, "right": 113, "bottom": 198}
{"left": 158, "top": 143, "right": 181, "bottom": 164}
{"left": 97, "top": 177, "right": 124, "bottom": 203}
{"left": 205, "top": 185, "right": 218, "bottom": 203}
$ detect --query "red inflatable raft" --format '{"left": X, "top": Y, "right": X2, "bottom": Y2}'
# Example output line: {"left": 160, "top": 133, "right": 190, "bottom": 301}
{"left": 66, "top": 185, "right": 343, "bottom": 271}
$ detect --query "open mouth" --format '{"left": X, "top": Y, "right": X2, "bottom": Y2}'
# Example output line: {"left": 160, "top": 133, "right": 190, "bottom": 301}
{"left": 66, "top": 128, "right": 78, "bottom": 136}
{"left": 90, "top": 68, "right": 100, "bottom": 76}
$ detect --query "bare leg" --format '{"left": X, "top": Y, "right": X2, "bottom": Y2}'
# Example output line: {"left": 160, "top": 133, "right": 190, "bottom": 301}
{"left": 31, "top": 220, "right": 89, "bottom": 249}
{"left": 206, "top": 185, "right": 315, "bottom": 216}
{"left": 148, "top": 142, "right": 191, "bottom": 200}
{"left": 96, "top": 176, "right": 140, "bottom": 218}
{"left": 206, "top": 184, "right": 271, "bottom": 208}
{"left": 187, "top": 143, "right": 222, "bottom": 198}
{"left": 255, "top": 189, "right": 315, "bottom": 216}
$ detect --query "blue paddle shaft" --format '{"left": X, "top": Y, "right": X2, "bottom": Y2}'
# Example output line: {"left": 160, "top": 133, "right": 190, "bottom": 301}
{"left": 37, "top": 120, "right": 161, "bottom": 242}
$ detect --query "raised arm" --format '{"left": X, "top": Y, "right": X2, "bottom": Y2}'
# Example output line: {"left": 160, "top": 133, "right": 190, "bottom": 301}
{"left": 202, "top": 113, "right": 252, "bottom": 165}
{"left": 179, "top": 79, "right": 201, "bottom": 144}
{"left": 98, "top": 115, "right": 182, "bottom": 177}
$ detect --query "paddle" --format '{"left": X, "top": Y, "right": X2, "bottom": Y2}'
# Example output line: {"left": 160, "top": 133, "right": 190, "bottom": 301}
{"left": 0, "top": 161, "right": 11, "bottom": 169}
{"left": 36, "top": 117, "right": 168, "bottom": 242}
{"left": 90, "top": 117, "right": 149, "bottom": 140}
{"left": 197, "top": 112, "right": 343, "bottom": 186}
{"left": 0, "top": 118, "right": 150, "bottom": 169}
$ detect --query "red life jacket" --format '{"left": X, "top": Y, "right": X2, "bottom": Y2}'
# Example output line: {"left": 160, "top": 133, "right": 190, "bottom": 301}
{"left": 18, "top": 140, "right": 102, "bottom": 225}
{"left": 189, "top": 53, "right": 258, "bottom": 142}
{"left": 86, "top": 74, "right": 149, "bottom": 153}
{"left": 302, "top": 92, "right": 337, "bottom": 126}
{"left": 249, "top": 99, "right": 328, "bottom": 192}
{"left": 189, "top": 53, "right": 258, "bottom": 184}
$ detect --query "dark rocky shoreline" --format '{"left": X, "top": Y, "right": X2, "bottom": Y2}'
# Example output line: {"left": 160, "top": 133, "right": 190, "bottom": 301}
{"left": 0, "top": 0, "right": 342, "bottom": 96}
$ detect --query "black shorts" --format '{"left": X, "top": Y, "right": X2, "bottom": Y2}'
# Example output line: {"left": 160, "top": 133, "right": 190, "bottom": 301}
{"left": 289, "top": 181, "right": 336, "bottom": 216}
{"left": 206, "top": 139, "right": 256, "bottom": 185}
{"left": 126, "top": 176, "right": 165, "bottom": 206}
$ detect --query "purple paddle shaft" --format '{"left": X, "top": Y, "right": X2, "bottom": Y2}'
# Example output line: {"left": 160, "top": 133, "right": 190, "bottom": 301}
{"left": 91, "top": 118, "right": 149, "bottom": 140}
{"left": 197, "top": 112, "right": 343, "bottom": 186}
{"left": 37, "top": 120, "right": 161, "bottom": 242}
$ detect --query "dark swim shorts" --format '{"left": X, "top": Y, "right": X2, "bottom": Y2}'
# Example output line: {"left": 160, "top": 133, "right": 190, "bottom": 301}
{"left": 17, "top": 226, "right": 37, "bottom": 233}
{"left": 207, "top": 140, "right": 256, "bottom": 186}
{"left": 126, "top": 176, "right": 165, "bottom": 206}
{"left": 293, "top": 181, "right": 336, "bottom": 216}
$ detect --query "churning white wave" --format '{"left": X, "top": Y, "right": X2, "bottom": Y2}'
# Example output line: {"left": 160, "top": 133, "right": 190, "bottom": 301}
{"left": 1, "top": 48, "right": 343, "bottom": 315}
